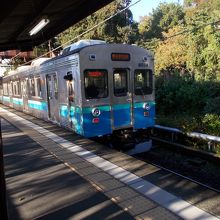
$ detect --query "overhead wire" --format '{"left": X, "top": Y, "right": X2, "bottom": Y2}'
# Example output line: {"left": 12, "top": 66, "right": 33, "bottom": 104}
{"left": 10, "top": 52, "right": 22, "bottom": 62}
{"left": 19, "top": 0, "right": 142, "bottom": 66}
{"left": 163, "top": 18, "right": 220, "bottom": 41}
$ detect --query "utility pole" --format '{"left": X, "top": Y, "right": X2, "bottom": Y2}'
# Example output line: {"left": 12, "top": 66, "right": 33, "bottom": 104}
{"left": 48, "top": 40, "right": 52, "bottom": 58}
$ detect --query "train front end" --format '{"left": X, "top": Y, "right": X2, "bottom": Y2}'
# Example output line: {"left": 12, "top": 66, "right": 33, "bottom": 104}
{"left": 79, "top": 43, "right": 155, "bottom": 138}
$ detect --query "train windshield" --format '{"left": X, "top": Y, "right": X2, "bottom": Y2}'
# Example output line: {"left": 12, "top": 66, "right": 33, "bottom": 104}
{"left": 84, "top": 70, "right": 108, "bottom": 99}
{"left": 113, "top": 69, "right": 128, "bottom": 97}
{"left": 134, "top": 69, "right": 153, "bottom": 95}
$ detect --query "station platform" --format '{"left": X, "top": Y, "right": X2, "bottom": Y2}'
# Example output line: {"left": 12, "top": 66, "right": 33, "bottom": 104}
{"left": 1, "top": 105, "right": 219, "bottom": 220}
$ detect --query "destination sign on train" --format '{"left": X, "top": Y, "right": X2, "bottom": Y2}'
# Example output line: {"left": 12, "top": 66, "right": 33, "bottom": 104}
{"left": 111, "top": 53, "right": 130, "bottom": 61}
{"left": 88, "top": 71, "right": 104, "bottom": 77}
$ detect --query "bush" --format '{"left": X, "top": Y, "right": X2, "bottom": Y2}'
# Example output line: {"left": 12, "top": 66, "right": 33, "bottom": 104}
{"left": 155, "top": 73, "right": 220, "bottom": 136}
{"left": 204, "top": 97, "right": 220, "bottom": 115}
{"left": 202, "top": 114, "right": 220, "bottom": 136}
{"left": 155, "top": 73, "right": 220, "bottom": 116}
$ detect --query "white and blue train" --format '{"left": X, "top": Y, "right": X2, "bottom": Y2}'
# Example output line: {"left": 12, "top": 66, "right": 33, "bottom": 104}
{"left": 0, "top": 40, "right": 155, "bottom": 138}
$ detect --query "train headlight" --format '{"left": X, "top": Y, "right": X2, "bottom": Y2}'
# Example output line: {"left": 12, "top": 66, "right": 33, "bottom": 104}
{"left": 92, "top": 108, "right": 101, "bottom": 117}
{"left": 143, "top": 103, "right": 150, "bottom": 110}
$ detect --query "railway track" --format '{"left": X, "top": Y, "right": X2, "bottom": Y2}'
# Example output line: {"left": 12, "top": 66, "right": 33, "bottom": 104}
{"left": 94, "top": 124, "right": 220, "bottom": 193}
{"left": 135, "top": 135, "right": 220, "bottom": 193}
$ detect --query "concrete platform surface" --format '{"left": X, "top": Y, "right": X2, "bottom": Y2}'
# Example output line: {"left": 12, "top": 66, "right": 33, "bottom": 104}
{"left": 2, "top": 119, "right": 134, "bottom": 220}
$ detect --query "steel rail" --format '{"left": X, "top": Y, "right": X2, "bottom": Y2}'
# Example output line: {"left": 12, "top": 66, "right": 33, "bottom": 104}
{"left": 144, "top": 158, "right": 220, "bottom": 194}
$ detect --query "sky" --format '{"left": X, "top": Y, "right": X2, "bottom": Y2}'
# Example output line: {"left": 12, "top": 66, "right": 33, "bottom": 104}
{"left": 130, "top": 0, "right": 184, "bottom": 22}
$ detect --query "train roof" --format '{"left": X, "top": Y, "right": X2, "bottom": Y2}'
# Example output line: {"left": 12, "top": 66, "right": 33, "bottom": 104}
{"left": 31, "top": 58, "right": 51, "bottom": 66}
{"left": 62, "top": 40, "right": 106, "bottom": 55}
{"left": 6, "top": 66, "right": 30, "bottom": 75}
{"left": 41, "top": 39, "right": 107, "bottom": 65}
{"left": 41, "top": 40, "right": 151, "bottom": 66}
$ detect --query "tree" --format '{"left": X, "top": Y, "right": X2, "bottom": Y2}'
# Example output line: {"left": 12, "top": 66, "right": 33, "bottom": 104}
{"left": 33, "top": 38, "right": 61, "bottom": 57}
{"left": 185, "top": 0, "right": 220, "bottom": 80}
{"left": 155, "top": 25, "right": 188, "bottom": 74}
{"left": 57, "top": 0, "right": 136, "bottom": 45}
{"left": 138, "top": 3, "right": 185, "bottom": 41}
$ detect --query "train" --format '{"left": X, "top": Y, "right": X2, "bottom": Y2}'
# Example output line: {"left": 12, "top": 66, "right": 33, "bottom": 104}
{"left": 0, "top": 40, "right": 155, "bottom": 140}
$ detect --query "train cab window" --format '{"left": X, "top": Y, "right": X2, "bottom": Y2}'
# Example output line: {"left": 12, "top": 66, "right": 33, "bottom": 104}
{"left": 134, "top": 69, "right": 153, "bottom": 95}
{"left": 84, "top": 70, "right": 108, "bottom": 99}
{"left": 113, "top": 69, "right": 128, "bottom": 97}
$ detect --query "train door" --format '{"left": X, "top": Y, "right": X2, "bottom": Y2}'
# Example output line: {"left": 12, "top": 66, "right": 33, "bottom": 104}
{"left": 112, "top": 68, "right": 133, "bottom": 129}
{"left": 21, "top": 79, "right": 28, "bottom": 112}
{"left": 46, "top": 73, "right": 59, "bottom": 122}
{"left": 8, "top": 81, "right": 13, "bottom": 107}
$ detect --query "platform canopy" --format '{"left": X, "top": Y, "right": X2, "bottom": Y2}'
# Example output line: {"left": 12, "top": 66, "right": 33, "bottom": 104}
{"left": 0, "top": 0, "right": 114, "bottom": 51}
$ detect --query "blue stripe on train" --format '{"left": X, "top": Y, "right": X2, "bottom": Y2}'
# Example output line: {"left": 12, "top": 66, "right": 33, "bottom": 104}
{"left": 3, "top": 96, "right": 10, "bottom": 102}
{"left": 12, "top": 97, "right": 23, "bottom": 106}
{"left": 60, "top": 105, "right": 68, "bottom": 117}
{"left": 113, "top": 103, "right": 131, "bottom": 128}
{"left": 59, "top": 105, "right": 83, "bottom": 135}
{"left": 82, "top": 105, "right": 111, "bottom": 137}
{"left": 133, "top": 101, "right": 155, "bottom": 129}
{"left": 28, "top": 100, "right": 47, "bottom": 111}
{"left": 83, "top": 111, "right": 111, "bottom": 137}
{"left": 70, "top": 106, "right": 83, "bottom": 135}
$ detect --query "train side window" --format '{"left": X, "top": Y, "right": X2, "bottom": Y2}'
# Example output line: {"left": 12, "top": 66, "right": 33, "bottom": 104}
{"left": 68, "top": 81, "right": 75, "bottom": 102}
{"left": 25, "top": 79, "right": 29, "bottom": 96}
{"left": 29, "top": 77, "right": 35, "bottom": 97}
{"left": 17, "top": 81, "right": 21, "bottom": 95}
{"left": 84, "top": 70, "right": 108, "bottom": 99}
{"left": 134, "top": 69, "right": 153, "bottom": 95}
{"left": 35, "top": 76, "right": 42, "bottom": 98}
{"left": 13, "top": 82, "right": 17, "bottom": 95}
{"left": 113, "top": 69, "right": 128, "bottom": 97}
{"left": 3, "top": 83, "right": 8, "bottom": 95}
{"left": 8, "top": 82, "right": 13, "bottom": 96}
{"left": 21, "top": 79, "right": 27, "bottom": 96}
{"left": 13, "top": 81, "right": 21, "bottom": 96}
{"left": 54, "top": 75, "right": 58, "bottom": 99}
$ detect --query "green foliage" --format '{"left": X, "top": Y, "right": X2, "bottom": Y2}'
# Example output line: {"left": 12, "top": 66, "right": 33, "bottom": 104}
{"left": 185, "top": 3, "right": 220, "bottom": 80}
{"left": 202, "top": 114, "right": 220, "bottom": 136}
{"left": 138, "top": 3, "right": 185, "bottom": 40}
{"left": 57, "top": 0, "right": 136, "bottom": 45}
{"left": 156, "top": 73, "right": 220, "bottom": 115}
{"left": 156, "top": 73, "right": 220, "bottom": 135}
{"left": 155, "top": 25, "right": 188, "bottom": 73}
{"left": 33, "top": 38, "right": 61, "bottom": 57}
{"left": 204, "top": 97, "right": 220, "bottom": 115}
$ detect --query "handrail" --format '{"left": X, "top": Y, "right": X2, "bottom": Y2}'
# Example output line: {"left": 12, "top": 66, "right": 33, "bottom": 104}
{"left": 154, "top": 124, "right": 220, "bottom": 143}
